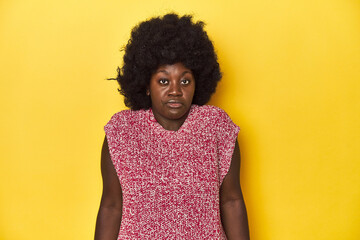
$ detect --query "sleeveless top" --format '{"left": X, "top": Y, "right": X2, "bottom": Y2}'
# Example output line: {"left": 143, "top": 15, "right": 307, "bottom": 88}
{"left": 104, "top": 104, "right": 240, "bottom": 240}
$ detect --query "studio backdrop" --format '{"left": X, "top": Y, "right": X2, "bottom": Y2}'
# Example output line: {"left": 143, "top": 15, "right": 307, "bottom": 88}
{"left": 1, "top": 0, "right": 359, "bottom": 239}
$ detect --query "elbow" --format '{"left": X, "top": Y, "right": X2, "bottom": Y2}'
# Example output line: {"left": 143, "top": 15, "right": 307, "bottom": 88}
{"left": 221, "top": 197, "right": 244, "bottom": 210}
{"left": 99, "top": 195, "right": 123, "bottom": 214}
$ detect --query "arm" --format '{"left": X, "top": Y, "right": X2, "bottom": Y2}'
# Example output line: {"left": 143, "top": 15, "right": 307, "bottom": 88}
{"left": 220, "top": 138, "right": 250, "bottom": 240}
{"left": 94, "top": 136, "right": 123, "bottom": 240}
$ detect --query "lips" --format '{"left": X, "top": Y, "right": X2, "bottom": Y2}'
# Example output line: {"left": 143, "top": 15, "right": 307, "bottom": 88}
{"left": 166, "top": 100, "right": 183, "bottom": 108}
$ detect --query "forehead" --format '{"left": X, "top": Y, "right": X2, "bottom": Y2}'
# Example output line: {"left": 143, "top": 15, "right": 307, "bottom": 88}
{"left": 154, "top": 62, "right": 193, "bottom": 74}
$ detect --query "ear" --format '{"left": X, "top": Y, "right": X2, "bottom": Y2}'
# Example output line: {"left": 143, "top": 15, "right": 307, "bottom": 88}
{"left": 146, "top": 89, "right": 150, "bottom": 96}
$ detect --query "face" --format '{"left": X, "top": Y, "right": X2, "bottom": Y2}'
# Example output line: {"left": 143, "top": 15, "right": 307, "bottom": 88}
{"left": 149, "top": 62, "right": 195, "bottom": 125}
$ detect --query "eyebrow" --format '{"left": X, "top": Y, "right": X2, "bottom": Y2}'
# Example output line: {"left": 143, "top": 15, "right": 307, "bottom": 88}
{"left": 156, "top": 70, "right": 192, "bottom": 77}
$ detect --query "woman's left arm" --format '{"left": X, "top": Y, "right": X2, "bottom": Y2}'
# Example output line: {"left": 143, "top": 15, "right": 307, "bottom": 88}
{"left": 220, "top": 138, "right": 250, "bottom": 240}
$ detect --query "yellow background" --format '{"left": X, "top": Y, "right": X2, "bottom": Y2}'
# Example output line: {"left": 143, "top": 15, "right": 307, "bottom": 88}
{"left": 1, "top": 0, "right": 359, "bottom": 239}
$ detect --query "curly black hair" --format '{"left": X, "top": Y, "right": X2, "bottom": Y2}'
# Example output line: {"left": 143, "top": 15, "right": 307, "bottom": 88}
{"left": 111, "top": 13, "right": 222, "bottom": 110}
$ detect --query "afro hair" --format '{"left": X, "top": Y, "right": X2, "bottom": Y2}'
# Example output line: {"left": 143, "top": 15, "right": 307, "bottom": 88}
{"left": 111, "top": 13, "right": 222, "bottom": 110}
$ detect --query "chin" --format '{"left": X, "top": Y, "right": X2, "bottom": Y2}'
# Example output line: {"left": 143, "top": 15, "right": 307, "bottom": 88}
{"left": 166, "top": 111, "right": 186, "bottom": 120}
{"left": 166, "top": 107, "right": 189, "bottom": 119}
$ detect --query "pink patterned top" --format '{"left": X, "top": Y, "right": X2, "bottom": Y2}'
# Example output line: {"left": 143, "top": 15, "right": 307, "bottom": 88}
{"left": 104, "top": 104, "right": 240, "bottom": 240}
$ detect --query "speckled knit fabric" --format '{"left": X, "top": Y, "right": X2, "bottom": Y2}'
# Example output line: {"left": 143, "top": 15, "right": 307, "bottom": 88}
{"left": 104, "top": 104, "right": 240, "bottom": 240}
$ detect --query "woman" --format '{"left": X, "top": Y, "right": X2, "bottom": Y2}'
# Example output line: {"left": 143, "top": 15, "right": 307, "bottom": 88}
{"left": 95, "top": 13, "right": 250, "bottom": 240}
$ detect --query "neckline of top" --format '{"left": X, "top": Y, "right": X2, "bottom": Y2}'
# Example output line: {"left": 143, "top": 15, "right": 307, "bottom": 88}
{"left": 147, "top": 105, "right": 197, "bottom": 134}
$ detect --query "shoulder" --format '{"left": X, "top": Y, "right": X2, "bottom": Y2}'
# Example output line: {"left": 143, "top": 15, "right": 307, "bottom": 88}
{"left": 189, "top": 105, "right": 238, "bottom": 133}
{"left": 108, "top": 109, "right": 134, "bottom": 122}
{"left": 195, "top": 105, "right": 240, "bottom": 133}
{"left": 192, "top": 104, "right": 230, "bottom": 120}
{"left": 105, "top": 108, "right": 147, "bottom": 132}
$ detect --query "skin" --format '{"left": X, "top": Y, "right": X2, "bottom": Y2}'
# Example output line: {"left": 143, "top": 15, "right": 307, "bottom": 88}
{"left": 94, "top": 62, "right": 250, "bottom": 239}
{"left": 148, "top": 62, "right": 195, "bottom": 131}
{"left": 220, "top": 139, "right": 250, "bottom": 239}
{"left": 94, "top": 139, "right": 123, "bottom": 240}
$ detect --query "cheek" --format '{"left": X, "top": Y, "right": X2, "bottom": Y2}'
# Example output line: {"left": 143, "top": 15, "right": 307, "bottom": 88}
{"left": 188, "top": 86, "right": 195, "bottom": 99}
{"left": 150, "top": 89, "right": 165, "bottom": 107}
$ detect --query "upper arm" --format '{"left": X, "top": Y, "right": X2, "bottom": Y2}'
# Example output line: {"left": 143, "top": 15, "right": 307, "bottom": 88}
{"left": 220, "top": 138, "right": 243, "bottom": 203}
{"left": 100, "top": 136, "right": 123, "bottom": 209}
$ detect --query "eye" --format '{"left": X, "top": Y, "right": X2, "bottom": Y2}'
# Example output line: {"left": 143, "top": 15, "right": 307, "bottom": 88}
{"left": 159, "top": 78, "right": 169, "bottom": 85}
{"left": 180, "top": 79, "right": 191, "bottom": 85}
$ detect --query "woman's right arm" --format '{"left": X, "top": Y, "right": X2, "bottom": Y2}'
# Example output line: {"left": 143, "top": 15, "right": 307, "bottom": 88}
{"left": 94, "top": 136, "right": 123, "bottom": 240}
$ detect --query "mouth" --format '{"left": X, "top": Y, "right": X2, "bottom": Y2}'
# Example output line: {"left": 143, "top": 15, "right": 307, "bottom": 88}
{"left": 166, "top": 100, "right": 183, "bottom": 108}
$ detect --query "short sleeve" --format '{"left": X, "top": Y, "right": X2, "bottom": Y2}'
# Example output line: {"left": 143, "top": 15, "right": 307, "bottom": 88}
{"left": 104, "top": 112, "right": 124, "bottom": 177}
{"left": 104, "top": 112, "right": 121, "bottom": 147}
{"left": 216, "top": 108, "right": 240, "bottom": 185}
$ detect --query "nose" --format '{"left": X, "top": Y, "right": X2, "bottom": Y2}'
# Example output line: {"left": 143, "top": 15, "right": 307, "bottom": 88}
{"left": 168, "top": 81, "right": 182, "bottom": 96}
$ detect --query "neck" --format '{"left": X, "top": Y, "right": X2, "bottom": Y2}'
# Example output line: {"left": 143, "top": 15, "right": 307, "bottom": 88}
{"left": 152, "top": 110, "right": 190, "bottom": 131}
